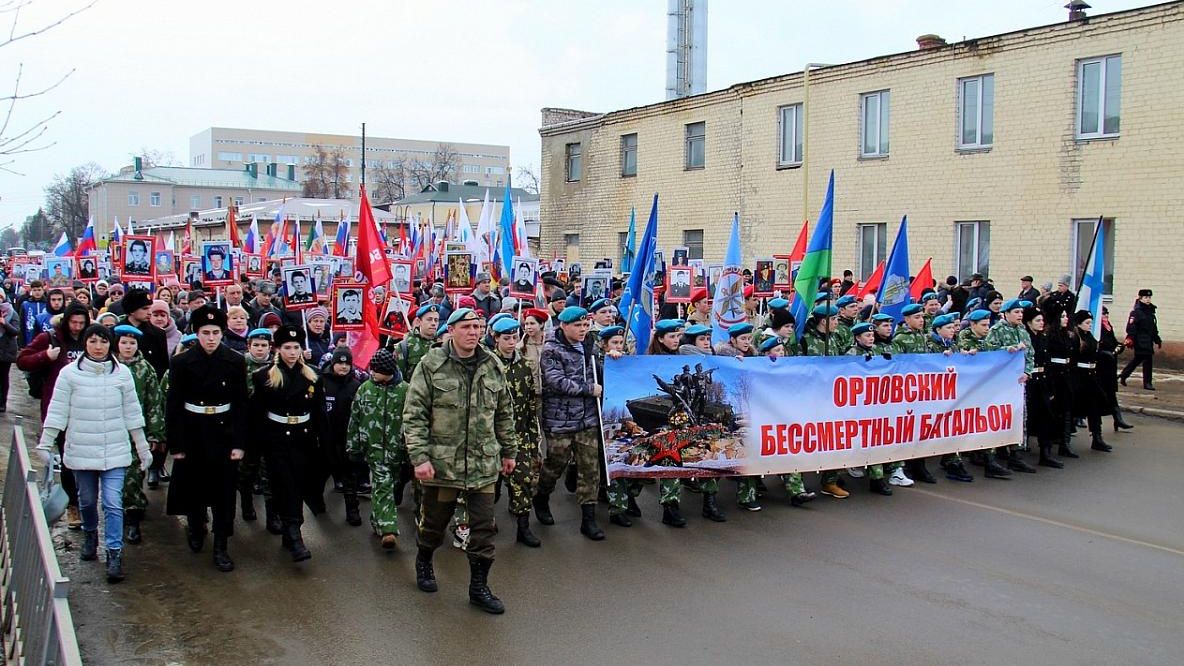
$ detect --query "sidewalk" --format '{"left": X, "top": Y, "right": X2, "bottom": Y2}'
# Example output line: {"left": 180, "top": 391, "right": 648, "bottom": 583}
{"left": 1117, "top": 368, "right": 1184, "bottom": 421}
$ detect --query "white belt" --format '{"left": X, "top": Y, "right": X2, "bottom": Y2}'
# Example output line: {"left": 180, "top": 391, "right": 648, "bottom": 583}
{"left": 268, "top": 412, "right": 310, "bottom": 425}
{"left": 1076, "top": 362, "right": 1096, "bottom": 370}
{"left": 1049, "top": 358, "right": 1069, "bottom": 365}
{"left": 184, "top": 403, "right": 230, "bottom": 415}
{"left": 1031, "top": 367, "right": 1044, "bottom": 374}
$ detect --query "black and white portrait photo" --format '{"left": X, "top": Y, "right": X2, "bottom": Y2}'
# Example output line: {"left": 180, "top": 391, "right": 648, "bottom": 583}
{"left": 581, "top": 275, "right": 608, "bottom": 305}
{"left": 332, "top": 284, "right": 365, "bottom": 328}
{"left": 509, "top": 256, "right": 538, "bottom": 299}
{"left": 122, "top": 236, "right": 155, "bottom": 277}
{"left": 667, "top": 266, "right": 693, "bottom": 303}
{"left": 283, "top": 265, "right": 317, "bottom": 308}
{"left": 392, "top": 260, "right": 413, "bottom": 294}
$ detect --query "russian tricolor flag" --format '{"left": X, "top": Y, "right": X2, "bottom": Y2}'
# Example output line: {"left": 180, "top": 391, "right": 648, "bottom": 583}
{"left": 76, "top": 218, "right": 97, "bottom": 256}
{"left": 52, "top": 232, "right": 72, "bottom": 257}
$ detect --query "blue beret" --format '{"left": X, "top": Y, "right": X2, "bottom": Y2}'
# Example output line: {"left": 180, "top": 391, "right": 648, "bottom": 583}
{"left": 965, "top": 297, "right": 981, "bottom": 312}
{"left": 684, "top": 324, "right": 712, "bottom": 337}
{"left": 415, "top": 303, "right": 440, "bottom": 319}
{"left": 487, "top": 312, "right": 513, "bottom": 328}
{"left": 112, "top": 324, "right": 142, "bottom": 338}
{"left": 247, "top": 328, "right": 272, "bottom": 341}
{"left": 901, "top": 304, "right": 923, "bottom": 317}
{"left": 966, "top": 309, "right": 992, "bottom": 322}
{"left": 1002, "top": 298, "right": 1024, "bottom": 312}
{"left": 447, "top": 308, "right": 481, "bottom": 325}
{"left": 812, "top": 304, "right": 838, "bottom": 318}
{"left": 835, "top": 295, "right": 856, "bottom": 308}
{"left": 557, "top": 306, "right": 589, "bottom": 324}
{"left": 436, "top": 323, "right": 449, "bottom": 337}
{"left": 727, "top": 322, "right": 754, "bottom": 337}
{"left": 655, "top": 318, "right": 685, "bottom": 334}
{"left": 814, "top": 291, "right": 830, "bottom": 304}
{"left": 1019, "top": 299, "right": 1033, "bottom": 309}
{"left": 921, "top": 292, "right": 940, "bottom": 304}
{"left": 759, "top": 337, "right": 782, "bottom": 353}
{"left": 588, "top": 298, "right": 611, "bottom": 313}
{"left": 598, "top": 325, "right": 625, "bottom": 340}
{"left": 180, "top": 333, "right": 197, "bottom": 345}
{"left": 851, "top": 322, "right": 873, "bottom": 336}
{"left": 932, "top": 313, "right": 958, "bottom": 330}
{"left": 491, "top": 318, "right": 521, "bottom": 335}
{"left": 768, "top": 297, "right": 790, "bottom": 309}
{"left": 871, "top": 313, "right": 894, "bottom": 323}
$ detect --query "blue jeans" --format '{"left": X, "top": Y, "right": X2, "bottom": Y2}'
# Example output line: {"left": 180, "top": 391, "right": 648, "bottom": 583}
{"left": 73, "top": 467, "right": 128, "bottom": 552}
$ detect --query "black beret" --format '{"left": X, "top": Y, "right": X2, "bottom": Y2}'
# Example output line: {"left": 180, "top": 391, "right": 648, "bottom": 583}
{"left": 189, "top": 304, "right": 227, "bottom": 331}
{"left": 274, "top": 324, "right": 306, "bottom": 346}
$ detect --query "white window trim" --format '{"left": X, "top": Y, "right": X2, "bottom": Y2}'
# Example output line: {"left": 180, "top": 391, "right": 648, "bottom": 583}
{"left": 127, "top": 191, "right": 140, "bottom": 206}
{"left": 621, "top": 133, "right": 638, "bottom": 177}
{"left": 954, "top": 221, "right": 990, "bottom": 281}
{"left": 1076, "top": 55, "right": 1121, "bottom": 140}
{"left": 856, "top": 222, "right": 887, "bottom": 279}
{"left": 957, "top": 74, "right": 994, "bottom": 149}
{"left": 149, "top": 192, "right": 161, "bottom": 207}
{"left": 778, "top": 104, "right": 803, "bottom": 166}
{"left": 1070, "top": 218, "right": 1115, "bottom": 296}
{"left": 860, "top": 90, "right": 890, "bottom": 158}
{"left": 685, "top": 122, "right": 706, "bottom": 170}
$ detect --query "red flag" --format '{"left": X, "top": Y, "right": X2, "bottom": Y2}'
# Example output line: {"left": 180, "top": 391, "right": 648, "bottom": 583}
{"left": 181, "top": 219, "right": 193, "bottom": 255}
{"left": 854, "top": 261, "right": 885, "bottom": 300}
{"left": 909, "top": 257, "right": 934, "bottom": 301}
{"left": 227, "top": 204, "right": 241, "bottom": 249}
{"left": 789, "top": 220, "right": 809, "bottom": 263}
{"left": 357, "top": 186, "right": 392, "bottom": 287}
{"left": 398, "top": 219, "right": 408, "bottom": 255}
{"left": 349, "top": 293, "right": 383, "bottom": 370}
{"left": 292, "top": 217, "right": 302, "bottom": 264}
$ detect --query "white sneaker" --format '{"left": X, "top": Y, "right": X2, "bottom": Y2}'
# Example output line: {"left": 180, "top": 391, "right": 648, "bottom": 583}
{"left": 847, "top": 467, "right": 866, "bottom": 479}
{"left": 888, "top": 468, "right": 914, "bottom": 487}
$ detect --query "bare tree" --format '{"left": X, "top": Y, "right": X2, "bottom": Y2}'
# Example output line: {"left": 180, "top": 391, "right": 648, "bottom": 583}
{"left": 133, "top": 147, "right": 182, "bottom": 168}
{"left": 43, "top": 161, "right": 105, "bottom": 242}
{"left": 0, "top": 224, "right": 20, "bottom": 249}
{"left": 0, "top": 1, "right": 97, "bottom": 175}
{"left": 369, "top": 159, "right": 407, "bottom": 204}
{"left": 409, "top": 142, "right": 459, "bottom": 191}
{"left": 515, "top": 164, "right": 539, "bottom": 195}
{"left": 301, "top": 145, "right": 351, "bottom": 199}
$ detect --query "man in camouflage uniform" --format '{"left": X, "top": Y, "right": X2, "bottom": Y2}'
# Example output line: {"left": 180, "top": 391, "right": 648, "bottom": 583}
{"left": 957, "top": 309, "right": 993, "bottom": 352}
{"left": 831, "top": 295, "right": 859, "bottom": 353}
{"left": 983, "top": 299, "right": 1037, "bottom": 476}
{"left": 488, "top": 317, "right": 544, "bottom": 547}
{"left": 241, "top": 328, "right": 278, "bottom": 532}
{"left": 892, "top": 305, "right": 929, "bottom": 355}
{"left": 404, "top": 308, "right": 517, "bottom": 614}
{"left": 346, "top": 348, "right": 408, "bottom": 550}
{"left": 801, "top": 304, "right": 850, "bottom": 498}
{"left": 921, "top": 292, "right": 943, "bottom": 331}
{"left": 113, "top": 325, "right": 165, "bottom": 545}
{"left": 394, "top": 303, "right": 441, "bottom": 379}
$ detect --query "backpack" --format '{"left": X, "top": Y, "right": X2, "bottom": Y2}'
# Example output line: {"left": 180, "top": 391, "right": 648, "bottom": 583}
{"left": 25, "top": 330, "right": 58, "bottom": 399}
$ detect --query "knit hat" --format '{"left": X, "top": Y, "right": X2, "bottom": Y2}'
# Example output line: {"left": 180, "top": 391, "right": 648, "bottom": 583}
{"left": 770, "top": 308, "right": 795, "bottom": 330}
{"left": 260, "top": 312, "right": 283, "bottom": 328}
{"left": 306, "top": 305, "right": 329, "bottom": 322}
{"left": 369, "top": 348, "right": 398, "bottom": 375}
{"left": 149, "top": 300, "right": 170, "bottom": 316}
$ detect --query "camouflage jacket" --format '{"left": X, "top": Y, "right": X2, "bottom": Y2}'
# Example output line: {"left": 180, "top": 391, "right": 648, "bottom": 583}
{"left": 346, "top": 378, "right": 408, "bottom": 463}
{"left": 984, "top": 320, "right": 1034, "bottom": 373}
{"left": 846, "top": 343, "right": 877, "bottom": 357}
{"left": 496, "top": 350, "right": 541, "bottom": 452}
{"left": 832, "top": 317, "right": 855, "bottom": 353}
{"left": 518, "top": 336, "right": 545, "bottom": 396}
{"left": 956, "top": 328, "right": 990, "bottom": 353}
{"left": 395, "top": 330, "right": 435, "bottom": 380}
{"left": 892, "top": 328, "right": 929, "bottom": 355}
{"left": 927, "top": 334, "right": 958, "bottom": 354}
{"left": 123, "top": 352, "right": 165, "bottom": 442}
{"left": 802, "top": 328, "right": 842, "bottom": 357}
{"left": 873, "top": 335, "right": 894, "bottom": 356}
{"left": 245, "top": 354, "right": 271, "bottom": 398}
{"left": 403, "top": 342, "right": 517, "bottom": 489}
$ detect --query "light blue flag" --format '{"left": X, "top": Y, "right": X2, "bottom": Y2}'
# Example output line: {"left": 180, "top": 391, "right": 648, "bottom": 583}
{"left": 498, "top": 181, "right": 516, "bottom": 277}
{"left": 621, "top": 207, "right": 637, "bottom": 274}
{"left": 711, "top": 213, "right": 744, "bottom": 347}
{"left": 1077, "top": 217, "right": 1106, "bottom": 338}
{"left": 620, "top": 195, "right": 658, "bottom": 353}
{"left": 876, "top": 215, "right": 911, "bottom": 321}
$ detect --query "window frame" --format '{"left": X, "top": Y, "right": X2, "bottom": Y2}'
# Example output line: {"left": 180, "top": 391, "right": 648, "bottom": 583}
{"left": 190, "top": 195, "right": 201, "bottom": 210}
{"left": 1071, "top": 218, "right": 1115, "bottom": 296}
{"left": 856, "top": 222, "right": 888, "bottom": 279}
{"left": 778, "top": 104, "right": 803, "bottom": 166}
{"left": 859, "top": 90, "right": 891, "bottom": 158}
{"left": 954, "top": 221, "right": 991, "bottom": 282}
{"left": 1076, "top": 54, "right": 1122, "bottom": 140}
{"left": 620, "top": 133, "right": 638, "bottom": 177}
{"left": 565, "top": 142, "right": 582, "bottom": 182}
{"left": 957, "top": 74, "right": 995, "bottom": 149}
{"left": 127, "top": 191, "right": 140, "bottom": 207}
{"left": 149, "top": 191, "right": 162, "bottom": 207}
{"left": 685, "top": 122, "right": 705, "bottom": 170}
{"left": 213, "top": 195, "right": 223, "bottom": 208}
{"left": 683, "top": 229, "right": 705, "bottom": 260}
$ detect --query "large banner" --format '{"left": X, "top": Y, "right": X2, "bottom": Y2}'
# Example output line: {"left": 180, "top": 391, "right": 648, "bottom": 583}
{"left": 602, "top": 351, "right": 1025, "bottom": 479}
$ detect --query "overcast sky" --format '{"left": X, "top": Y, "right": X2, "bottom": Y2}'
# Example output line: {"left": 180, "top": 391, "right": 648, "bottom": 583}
{"left": 0, "top": 0, "right": 1158, "bottom": 232}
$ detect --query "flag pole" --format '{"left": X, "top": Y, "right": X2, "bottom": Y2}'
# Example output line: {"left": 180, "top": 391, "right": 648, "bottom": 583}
{"left": 1076, "top": 215, "right": 1103, "bottom": 292}
{"left": 360, "top": 122, "right": 367, "bottom": 188}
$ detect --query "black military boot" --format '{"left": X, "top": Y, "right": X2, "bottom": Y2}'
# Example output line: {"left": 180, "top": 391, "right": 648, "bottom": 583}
{"left": 625, "top": 496, "right": 642, "bottom": 517}
{"left": 515, "top": 514, "right": 541, "bottom": 547}
{"left": 186, "top": 521, "right": 207, "bottom": 553}
{"left": 609, "top": 512, "right": 633, "bottom": 527}
{"left": 240, "top": 488, "right": 257, "bottom": 521}
{"left": 579, "top": 504, "right": 605, "bottom": 540}
{"left": 125, "top": 510, "right": 143, "bottom": 544}
{"left": 286, "top": 523, "right": 312, "bottom": 562}
{"left": 984, "top": 452, "right": 1012, "bottom": 479}
{"left": 344, "top": 493, "right": 362, "bottom": 527}
{"left": 1038, "top": 440, "right": 1064, "bottom": 468}
{"left": 908, "top": 459, "right": 937, "bottom": 484}
{"left": 1005, "top": 447, "right": 1036, "bottom": 473}
{"left": 532, "top": 492, "right": 554, "bottom": 525}
{"left": 264, "top": 501, "right": 283, "bottom": 534}
{"left": 1058, "top": 439, "right": 1080, "bottom": 459}
{"left": 146, "top": 467, "right": 160, "bottom": 490}
{"left": 80, "top": 530, "right": 99, "bottom": 561}
{"left": 1113, "top": 404, "right": 1134, "bottom": 431}
{"left": 701, "top": 493, "right": 727, "bottom": 522}
{"left": 468, "top": 558, "right": 505, "bottom": 614}
{"left": 661, "top": 502, "right": 687, "bottom": 528}
{"left": 1091, "top": 432, "right": 1113, "bottom": 452}
{"left": 212, "top": 534, "right": 235, "bottom": 572}
{"left": 105, "top": 549, "right": 124, "bottom": 583}
{"left": 869, "top": 477, "right": 893, "bottom": 496}
{"left": 564, "top": 463, "right": 578, "bottom": 493}
{"left": 415, "top": 548, "right": 438, "bottom": 593}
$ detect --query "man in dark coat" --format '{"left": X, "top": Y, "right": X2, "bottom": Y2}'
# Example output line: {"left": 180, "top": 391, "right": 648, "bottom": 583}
{"left": 1120, "top": 289, "right": 1161, "bottom": 390}
{"left": 166, "top": 305, "right": 249, "bottom": 572}
{"left": 1017, "top": 275, "right": 1041, "bottom": 304}
{"left": 119, "top": 288, "right": 169, "bottom": 379}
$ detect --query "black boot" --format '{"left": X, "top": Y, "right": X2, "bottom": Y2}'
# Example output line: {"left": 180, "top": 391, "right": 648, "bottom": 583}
{"left": 579, "top": 504, "right": 605, "bottom": 541}
{"left": 626, "top": 497, "right": 642, "bottom": 517}
{"left": 532, "top": 492, "right": 554, "bottom": 525}
{"left": 1091, "top": 432, "right": 1113, "bottom": 452}
{"left": 609, "top": 512, "right": 633, "bottom": 527}
{"left": 869, "top": 478, "right": 893, "bottom": 496}
{"left": 265, "top": 501, "right": 283, "bottom": 534}
{"left": 701, "top": 493, "right": 727, "bottom": 522}
{"left": 1113, "top": 404, "right": 1134, "bottom": 431}
{"left": 1143, "top": 383, "right": 1156, "bottom": 391}
{"left": 105, "top": 549, "right": 124, "bottom": 583}
{"left": 515, "top": 514, "right": 541, "bottom": 547}
{"left": 661, "top": 502, "right": 686, "bottom": 528}
{"left": 1005, "top": 447, "right": 1037, "bottom": 473}
{"left": 80, "top": 530, "right": 99, "bottom": 561}
{"left": 344, "top": 493, "right": 362, "bottom": 527}
{"left": 468, "top": 558, "right": 505, "bottom": 614}
{"left": 286, "top": 523, "right": 312, "bottom": 562}
{"left": 125, "top": 510, "right": 143, "bottom": 545}
{"left": 1038, "top": 441, "right": 1064, "bottom": 468}
{"left": 908, "top": 459, "right": 937, "bottom": 484}
{"left": 186, "top": 521, "right": 207, "bottom": 553}
{"left": 239, "top": 488, "right": 257, "bottom": 521}
{"left": 1058, "top": 439, "right": 1080, "bottom": 459}
{"left": 212, "top": 534, "right": 235, "bottom": 572}
{"left": 415, "top": 548, "right": 438, "bottom": 593}
{"left": 564, "top": 463, "right": 578, "bottom": 493}
{"left": 146, "top": 467, "right": 160, "bottom": 490}
{"left": 984, "top": 453, "right": 1012, "bottom": 479}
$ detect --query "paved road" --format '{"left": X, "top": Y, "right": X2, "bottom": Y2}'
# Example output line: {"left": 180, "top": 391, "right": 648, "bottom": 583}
{"left": 7, "top": 393, "right": 1183, "bottom": 666}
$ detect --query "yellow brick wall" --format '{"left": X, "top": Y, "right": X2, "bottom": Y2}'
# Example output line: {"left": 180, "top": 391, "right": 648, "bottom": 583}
{"left": 539, "top": 4, "right": 1184, "bottom": 339}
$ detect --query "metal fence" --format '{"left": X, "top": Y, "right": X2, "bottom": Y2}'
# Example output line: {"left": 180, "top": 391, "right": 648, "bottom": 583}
{"left": 1, "top": 422, "right": 82, "bottom": 666}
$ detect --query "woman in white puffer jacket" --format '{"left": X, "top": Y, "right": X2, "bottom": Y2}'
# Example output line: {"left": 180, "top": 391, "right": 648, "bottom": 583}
{"left": 38, "top": 323, "right": 151, "bottom": 583}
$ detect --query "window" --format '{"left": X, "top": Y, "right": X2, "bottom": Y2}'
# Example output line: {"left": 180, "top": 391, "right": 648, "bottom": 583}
{"left": 620, "top": 133, "right": 638, "bottom": 176}
{"left": 150, "top": 191, "right": 161, "bottom": 207}
{"left": 234, "top": 196, "right": 244, "bottom": 206}
{"left": 1072, "top": 218, "right": 1115, "bottom": 295}
{"left": 217, "top": 151, "right": 243, "bottom": 162}
{"left": 190, "top": 195, "right": 201, "bottom": 209}
{"left": 683, "top": 229, "right": 704, "bottom": 260}
{"left": 127, "top": 191, "right": 140, "bottom": 206}
{"left": 954, "top": 221, "right": 991, "bottom": 282}
{"left": 685, "top": 122, "right": 705, "bottom": 169}
{"left": 564, "top": 233, "right": 580, "bottom": 248}
{"left": 485, "top": 166, "right": 505, "bottom": 175}
{"left": 463, "top": 164, "right": 480, "bottom": 174}
{"left": 857, "top": 223, "right": 888, "bottom": 279}
{"left": 565, "top": 143, "right": 582, "bottom": 182}
{"left": 778, "top": 104, "right": 803, "bottom": 165}
{"left": 1077, "top": 55, "right": 1121, "bottom": 138}
{"left": 958, "top": 74, "right": 994, "bottom": 148}
{"left": 276, "top": 155, "right": 299, "bottom": 164}
{"left": 247, "top": 153, "right": 270, "bottom": 163}
{"left": 213, "top": 195, "right": 223, "bottom": 208}
{"left": 860, "top": 90, "right": 890, "bottom": 157}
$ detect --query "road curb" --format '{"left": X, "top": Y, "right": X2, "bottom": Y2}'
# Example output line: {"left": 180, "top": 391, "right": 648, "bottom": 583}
{"left": 1125, "top": 405, "right": 1184, "bottom": 422}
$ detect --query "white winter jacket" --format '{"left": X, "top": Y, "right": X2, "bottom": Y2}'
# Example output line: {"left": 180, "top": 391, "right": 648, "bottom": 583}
{"left": 38, "top": 355, "right": 150, "bottom": 472}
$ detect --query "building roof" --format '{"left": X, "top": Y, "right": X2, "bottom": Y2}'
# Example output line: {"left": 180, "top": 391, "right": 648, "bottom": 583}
{"left": 136, "top": 197, "right": 399, "bottom": 232}
{"left": 95, "top": 165, "right": 303, "bottom": 191}
{"left": 392, "top": 182, "right": 539, "bottom": 206}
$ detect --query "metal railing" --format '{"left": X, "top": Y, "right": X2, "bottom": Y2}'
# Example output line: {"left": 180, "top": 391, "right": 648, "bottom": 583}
{"left": 1, "top": 421, "right": 82, "bottom": 666}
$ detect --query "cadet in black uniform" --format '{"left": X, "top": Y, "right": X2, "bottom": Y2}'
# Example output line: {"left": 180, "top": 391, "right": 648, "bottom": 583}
{"left": 250, "top": 325, "right": 330, "bottom": 563}
{"left": 166, "top": 305, "right": 249, "bottom": 573}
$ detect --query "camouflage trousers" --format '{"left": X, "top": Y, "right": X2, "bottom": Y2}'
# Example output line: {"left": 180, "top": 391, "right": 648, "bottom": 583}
{"left": 607, "top": 478, "right": 641, "bottom": 516}
{"left": 237, "top": 450, "right": 271, "bottom": 500}
{"left": 362, "top": 442, "right": 406, "bottom": 536}
{"left": 122, "top": 460, "right": 148, "bottom": 514}
{"left": 506, "top": 447, "right": 541, "bottom": 516}
{"left": 538, "top": 428, "right": 601, "bottom": 505}
{"left": 736, "top": 474, "right": 807, "bottom": 503}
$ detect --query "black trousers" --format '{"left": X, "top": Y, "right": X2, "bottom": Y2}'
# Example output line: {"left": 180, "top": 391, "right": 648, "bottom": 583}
{"left": 0, "top": 361, "right": 11, "bottom": 405}
{"left": 55, "top": 432, "right": 79, "bottom": 507}
{"left": 417, "top": 486, "right": 496, "bottom": 561}
{"left": 1120, "top": 353, "right": 1153, "bottom": 386}
{"left": 266, "top": 444, "right": 313, "bottom": 526}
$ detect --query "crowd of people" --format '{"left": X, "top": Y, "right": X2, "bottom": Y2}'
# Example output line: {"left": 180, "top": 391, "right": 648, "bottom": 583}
{"left": 0, "top": 263, "right": 1163, "bottom": 614}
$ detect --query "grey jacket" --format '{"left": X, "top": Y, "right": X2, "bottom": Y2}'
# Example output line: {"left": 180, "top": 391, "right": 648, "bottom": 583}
{"left": 540, "top": 329, "right": 599, "bottom": 434}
